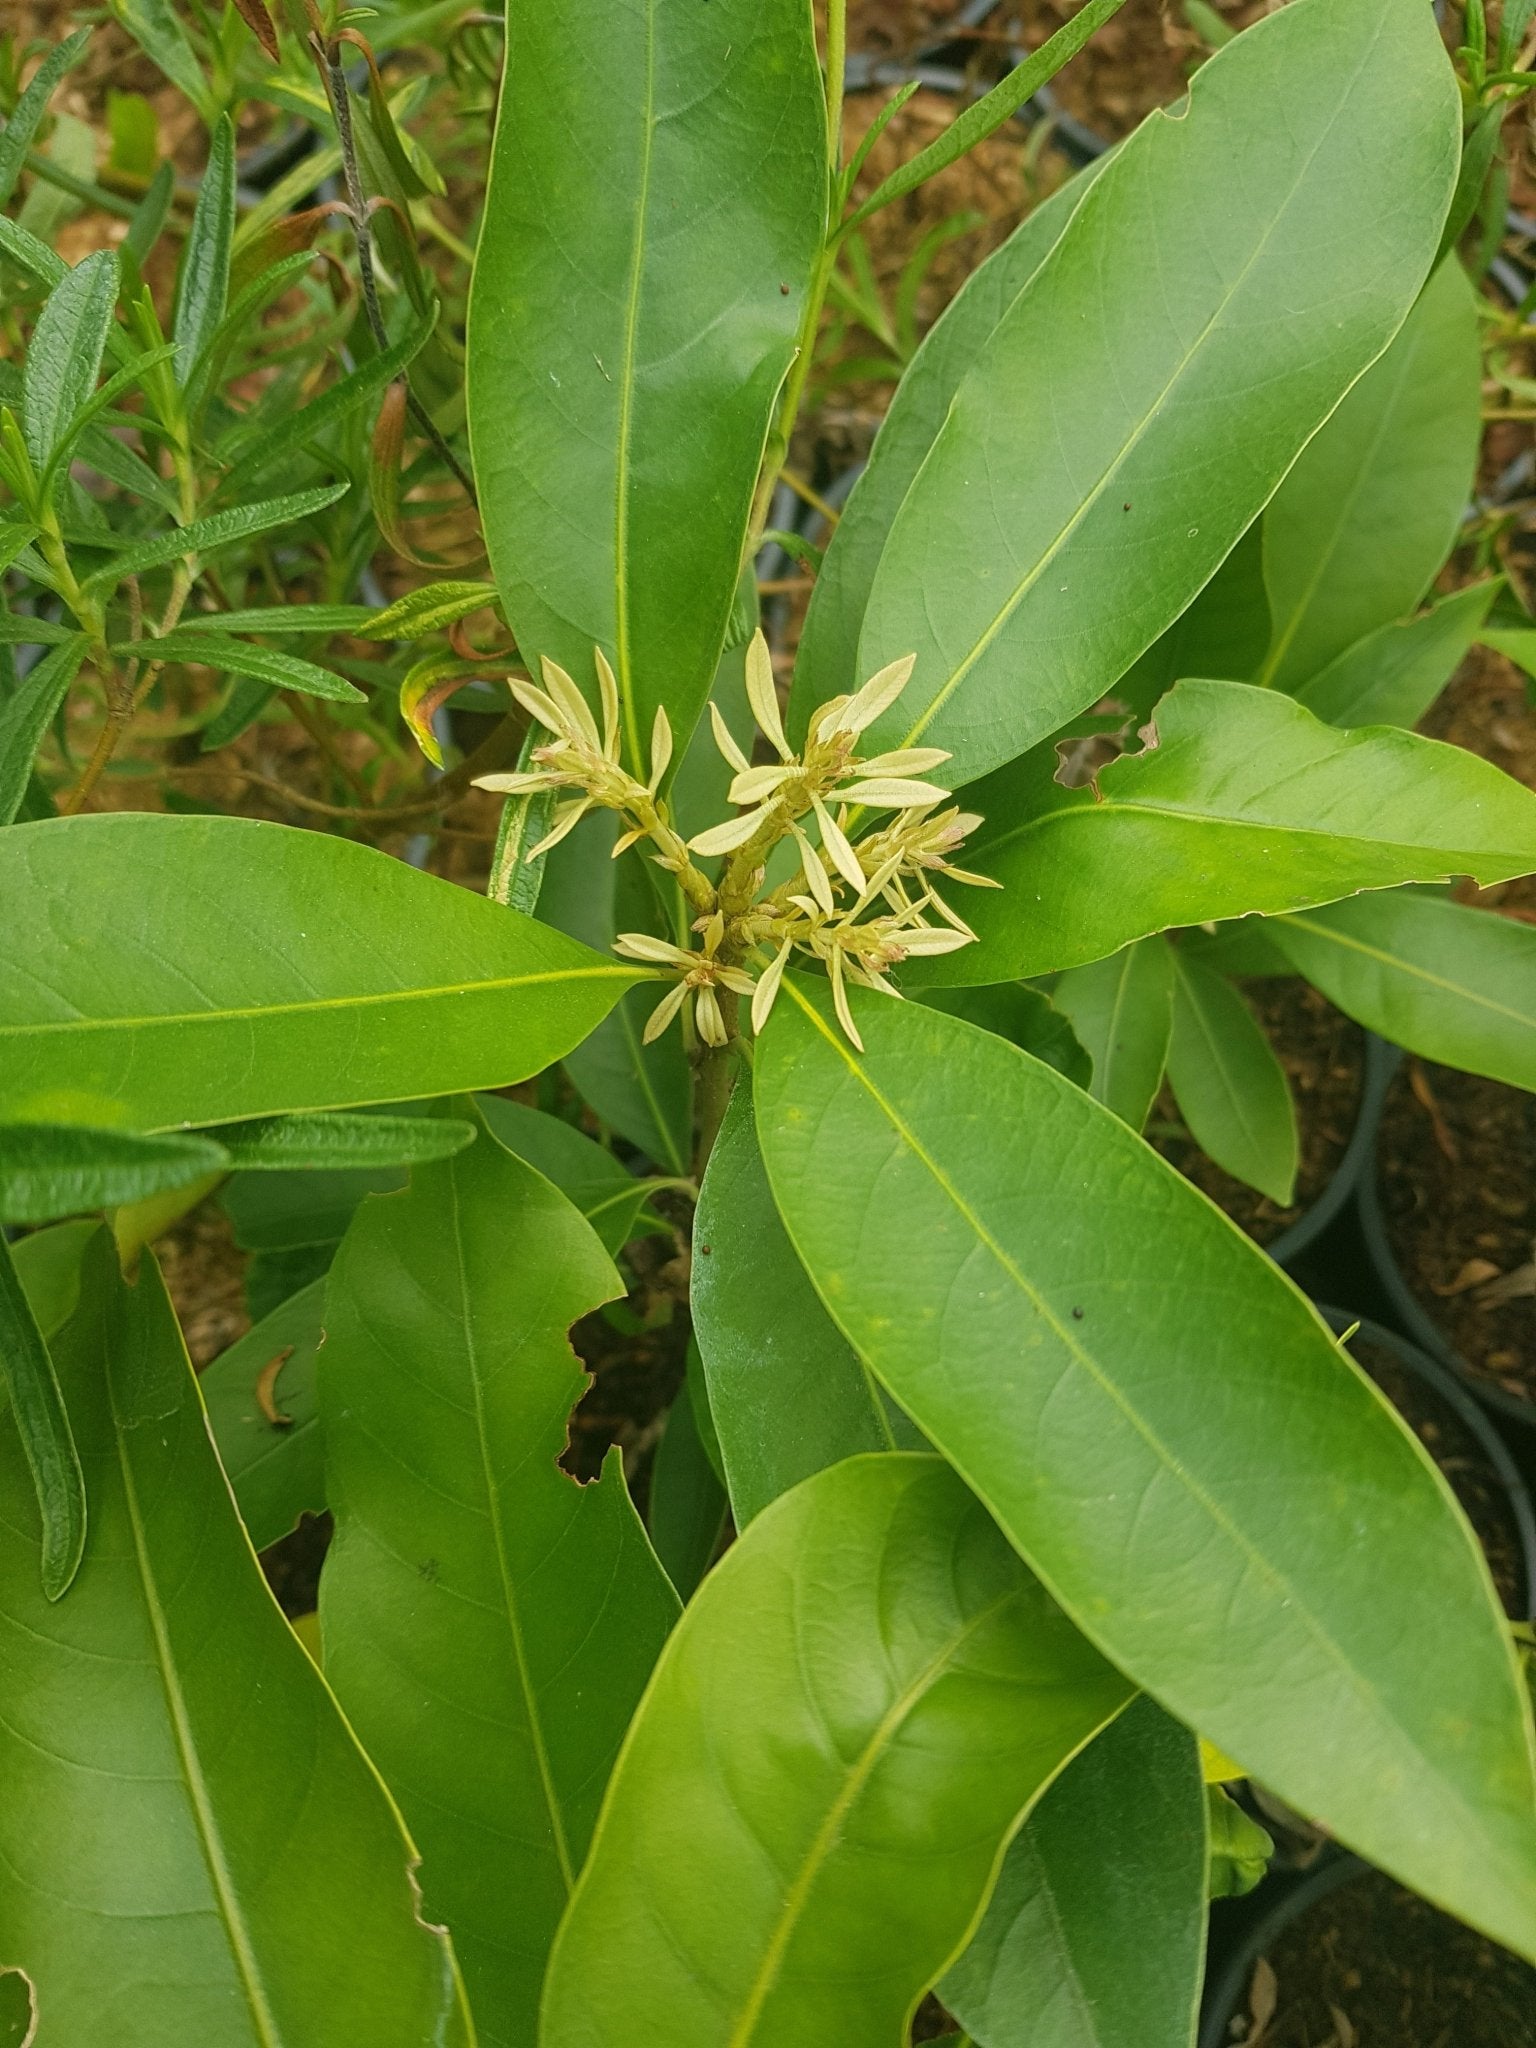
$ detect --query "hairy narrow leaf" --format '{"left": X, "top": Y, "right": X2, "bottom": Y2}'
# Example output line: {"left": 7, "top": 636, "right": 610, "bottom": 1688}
{"left": 1296, "top": 580, "right": 1496, "bottom": 729}
{"left": 0, "top": 634, "right": 86, "bottom": 824}
{"left": 1051, "top": 939, "right": 1174, "bottom": 1131}
{"left": 0, "top": 1233, "right": 84, "bottom": 1600}
{"left": 942, "top": 1698, "right": 1208, "bottom": 2048}
{"left": 541, "top": 1455, "right": 1133, "bottom": 2048}
{"left": 199, "top": 1279, "right": 325, "bottom": 1551}
{"left": 0, "top": 815, "right": 642, "bottom": 1127}
{"left": 362, "top": 580, "right": 499, "bottom": 640}
{"left": 320, "top": 1130, "right": 679, "bottom": 2046}
{"left": 203, "top": 1110, "right": 477, "bottom": 1171}
{"left": 0, "top": 1233, "right": 471, "bottom": 2041}
{"left": 22, "top": 250, "right": 118, "bottom": 469}
{"left": 114, "top": 629, "right": 366, "bottom": 702}
{"left": 220, "top": 311, "right": 434, "bottom": 490}
{"left": 1271, "top": 891, "right": 1536, "bottom": 1089}
{"left": 107, "top": 0, "right": 217, "bottom": 122}
{"left": 171, "top": 113, "right": 234, "bottom": 384}
{"left": 78, "top": 482, "right": 349, "bottom": 591}
{"left": 0, "top": 30, "right": 90, "bottom": 208}
{"left": 692, "top": 1087, "right": 914, "bottom": 1527}
{"left": 930, "top": 680, "right": 1536, "bottom": 981}
{"left": 847, "top": 0, "right": 1459, "bottom": 786}
{"left": 468, "top": 0, "right": 825, "bottom": 771}
{"left": 0, "top": 1121, "right": 228, "bottom": 1222}
{"left": 1256, "top": 255, "right": 1482, "bottom": 693}
{"left": 1165, "top": 951, "right": 1298, "bottom": 1205}
{"left": 756, "top": 984, "right": 1536, "bottom": 1960}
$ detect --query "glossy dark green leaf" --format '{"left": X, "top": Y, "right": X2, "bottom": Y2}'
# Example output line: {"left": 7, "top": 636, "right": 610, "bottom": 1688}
{"left": 649, "top": 1350, "right": 729, "bottom": 1602}
{"left": 930, "top": 680, "right": 1536, "bottom": 981}
{"left": 22, "top": 249, "right": 118, "bottom": 469}
{"left": 844, "top": 0, "right": 1459, "bottom": 786}
{"left": 0, "top": 1232, "right": 83, "bottom": 1600}
{"left": 1051, "top": 939, "right": 1174, "bottom": 1131}
{"left": 476, "top": 1094, "right": 655, "bottom": 1253}
{"left": 199, "top": 1278, "right": 325, "bottom": 1552}
{"left": 541, "top": 1454, "right": 1133, "bottom": 2048}
{"left": 170, "top": 113, "right": 234, "bottom": 384}
{"left": 114, "top": 630, "right": 365, "bottom": 703}
{"left": 1296, "top": 580, "right": 1496, "bottom": 729}
{"left": 0, "top": 633, "right": 86, "bottom": 825}
{"left": 794, "top": 163, "right": 1108, "bottom": 718}
{"left": 0, "top": 815, "right": 641, "bottom": 1128}
{"left": 77, "top": 483, "right": 349, "bottom": 592}
{"left": 1166, "top": 952, "right": 1297, "bottom": 1205}
{"left": 319, "top": 1127, "right": 679, "bottom": 2046}
{"left": 756, "top": 983, "right": 1536, "bottom": 1960}
{"left": 692, "top": 1086, "right": 914, "bottom": 1527}
{"left": 1256, "top": 256, "right": 1481, "bottom": 693}
{"left": 223, "top": 1167, "right": 399, "bottom": 1253}
{"left": 1113, "top": 522, "right": 1270, "bottom": 716}
{"left": 0, "top": 1232, "right": 471, "bottom": 2042}
{"left": 0, "top": 30, "right": 90, "bottom": 210}
{"left": 942, "top": 1698, "right": 1207, "bottom": 2048}
{"left": 1271, "top": 891, "right": 1536, "bottom": 1089}
{"left": 205, "top": 1109, "right": 476, "bottom": 1171}
{"left": 0, "top": 1121, "right": 227, "bottom": 1222}
{"left": 469, "top": 0, "right": 825, "bottom": 771}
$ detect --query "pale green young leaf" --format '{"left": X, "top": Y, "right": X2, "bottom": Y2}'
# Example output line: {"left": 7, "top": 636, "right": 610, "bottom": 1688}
{"left": 320, "top": 1130, "right": 679, "bottom": 2046}
{"left": 112, "top": 628, "right": 366, "bottom": 703}
{"left": 0, "top": 1233, "right": 472, "bottom": 2041}
{"left": 362, "top": 580, "right": 500, "bottom": 640}
{"left": 927, "top": 679, "right": 1536, "bottom": 982}
{"left": 170, "top": 113, "right": 234, "bottom": 383}
{"left": 468, "top": 0, "right": 825, "bottom": 773}
{"left": 1166, "top": 951, "right": 1298, "bottom": 1206}
{"left": 0, "top": 814, "right": 642, "bottom": 1128}
{"left": 1256, "top": 256, "right": 1482, "bottom": 693}
{"left": 1296, "top": 580, "right": 1497, "bottom": 729}
{"left": 78, "top": 481, "right": 349, "bottom": 591}
{"left": 22, "top": 249, "right": 118, "bottom": 468}
{"left": 847, "top": 0, "right": 1459, "bottom": 787}
{"left": 0, "top": 634, "right": 86, "bottom": 825}
{"left": 0, "top": 29, "right": 91, "bottom": 210}
{"left": 1051, "top": 938, "right": 1174, "bottom": 1131}
{"left": 0, "top": 1232, "right": 84, "bottom": 1600}
{"left": 540, "top": 1455, "right": 1134, "bottom": 2048}
{"left": 1270, "top": 891, "right": 1536, "bottom": 1090}
{"left": 942, "top": 1698, "right": 1207, "bottom": 2048}
{"left": 756, "top": 984, "right": 1536, "bottom": 1961}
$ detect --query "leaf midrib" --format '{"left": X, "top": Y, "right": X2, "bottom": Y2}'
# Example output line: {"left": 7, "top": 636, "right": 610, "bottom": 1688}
{"left": 1278, "top": 910, "right": 1535, "bottom": 1031}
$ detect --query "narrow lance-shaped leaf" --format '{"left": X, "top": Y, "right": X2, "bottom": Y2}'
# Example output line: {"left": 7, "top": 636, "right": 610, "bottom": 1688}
{"left": 320, "top": 1123, "right": 680, "bottom": 2046}
{"left": 756, "top": 983, "right": 1536, "bottom": 1962}
{"left": 0, "top": 634, "right": 86, "bottom": 826}
{"left": 171, "top": 113, "right": 234, "bottom": 384}
{"left": 0, "top": 1232, "right": 472, "bottom": 2042}
{"left": 1255, "top": 254, "right": 1482, "bottom": 694}
{"left": 0, "top": 1233, "right": 84, "bottom": 1600}
{"left": 540, "top": 1455, "right": 1134, "bottom": 2048}
{"left": 924, "top": 679, "right": 1536, "bottom": 983}
{"left": 7, "top": 1220, "right": 96, "bottom": 1344}
{"left": 1270, "top": 891, "right": 1536, "bottom": 1091}
{"left": 110, "top": 630, "right": 366, "bottom": 704}
{"left": 22, "top": 249, "right": 119, "bottom": 469}
{"left": 1165, "top": 949, "right": 1298, "bottom": 1207}
{"left": 0, "top": 1121, "right": 228, "bottom": 1222}
{"left": 0, "top": 29, "right": 91, "bottom": 210}
{"left": 77, "top": 482, "right": 350, "bottom": 591}
{"left": 468, "top": 0, "right": 825, "bottom": 772}
{"left": 845, "top": 0, "right": 1459, "bottom": 787}
{"left": 0, "top": 815, "right": 642, "bottom": 1128}
{"left": 1051, "top": 939, "right": 1174, "bottom": 1132}
{"left": 941, "top": 1697, "right": 1208, "bottom": 2048}
{"left": 204, "top": 1110, "right": 477, "bottom": 1172}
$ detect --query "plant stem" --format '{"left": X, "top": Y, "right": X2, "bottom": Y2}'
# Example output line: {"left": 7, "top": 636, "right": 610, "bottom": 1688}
{"left": 693, "top": 991, "right": 741, "bottom": 1177}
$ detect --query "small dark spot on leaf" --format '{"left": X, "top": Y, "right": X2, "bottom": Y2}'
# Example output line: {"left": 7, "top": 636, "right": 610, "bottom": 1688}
{"left": 1071, "top": 1306, "right": 1084, "bottom": 1320}
{"left": 780, "top": 283, "right": 790, "bottom": 295}
{"left": 1123, "top": 502, "right": 1131, "bottom": 511}
{"left": 418, "top": 1557, "right": 440, "bottom": 1582}
{"left": 699, "top": 1243, "right": 712, "bottom": 1255}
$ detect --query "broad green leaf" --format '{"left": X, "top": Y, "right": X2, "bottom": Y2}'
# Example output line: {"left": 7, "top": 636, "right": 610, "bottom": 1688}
{"left": 930, "top": 680, "right": 1536, "bottom": 982}
{"left": 0, "top": 1120, "right": 227, "bottom": 1222}
{"left": 224, "top": 1167, "right": 399, "bottom": 1253}
{"left": 1256, "top": 256, "right": 1482, "bottom": 693}
{"left": 842, "top": 0, "right": 1128, "bottom": 232}
{"left": 171, "top": 113, "right": 234, "bottom": 384}
{"left": 22, "top": 249, "right": 118, "bottom": 469}
{"left": 1165, "top": 952, "right": 1297, "bottom": 1205}
{"left": 0, "top": 1232, "right": 471, "bottom": 2043}
{"left": 844, "top": 0, "right": 1459, "bottom": 787}
{"left": 942, "top": 1698, "right": 1207, "bottom": 2048}
{"left": 794, "top": 162, "right": 1109, "bottom": 717}
{"left": 1270, "top": 892, "right": 1536, "bottom": 1090}
{"left": 649, "top": 1352, "right": 729, "bottom": 1601}
{"left": 468, "top": 0, "right": 824, "bottom": 772}
{"left": 755, "top": 984, "right": 1536, "bottom": 1960}
{"left": 0, "top": 634, "right": 86, "bottom": 824}
{"left": 540, "top": 1454, "right": 1133, "bottom": 2048}
{"left": 476, "top": 1094, "right": 655, "bottom": 1253}
{"left": 0, "top": 1232, "right": 84, "bottom": 1599}
{"left": 0, "top": 814, "right": 641, "bottom": 1128}
{"left": 0, "top": 31, "right": 90, "bottom": 210}
{"left": 77, "top": 482, "right": 349, "bottom": 592}
{"left": 1052, "top": 939, "right": 1174, "bottom": 1131}
{"left": 692, "top": 1086, "right": 915, "bottom": 1527}
{"left": 320, "top": 1127, "right": 679, "bottom": 2046}
{"left": 1296, "top": 580, "right": 1496, "bottom": 729}
{"left": 919, "top": 983, "right": 1091, "bottom": 1088}
{"left": 200, "top": 1279, "right": 325, "bottom": 1551}
{"left": 113, "top": 629, "right": 366, "bottom": 703}
{"left": 205, "top": 1109, "right": 476, "bottom": 1171}
{"left": 10, "top": 1218, "right": 96, "bottom": 1340}
{"left": 1114, "top": 522, "right": 1270, "bottom": 715}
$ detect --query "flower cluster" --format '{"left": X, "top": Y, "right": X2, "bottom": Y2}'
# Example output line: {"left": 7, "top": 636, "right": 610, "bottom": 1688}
{"left": 477, "top": 630, "right": 998, "bottom": 1052}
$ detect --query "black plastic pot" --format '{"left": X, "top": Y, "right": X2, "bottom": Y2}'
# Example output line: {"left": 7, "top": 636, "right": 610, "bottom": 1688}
{"left": 1316, "top": 1306, "right": 1536, "bottom": 1624}
{"left": 1200, "top": 1852, "right": 1363, "bottom": 2048}
{"left": 1263, "top": 1033, "right": 1382, "bottom": 1270}
{"left": 1354, "top": 1036, "right": 1536, "bottom": 1437}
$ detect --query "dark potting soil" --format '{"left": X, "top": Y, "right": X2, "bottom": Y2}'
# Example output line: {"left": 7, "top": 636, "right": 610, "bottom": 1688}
{"left": 1379, "top": 1061, "right": 1536, "bottom": 1404}
{"left": 261, "top": 1512, "right": 332, "bottom": 1621}
{"left": 564, "top": 1225, "right": 693, "bottom": 1515}
{"left": 1152, "top": 979, "right": 1364, "bottom": 1246}
{"left": 1346, "top": 1336, "right": 1525, "bottom": 1617}
{"left": 1234, "top": 1870, "right": 1536, "bottom": 2048}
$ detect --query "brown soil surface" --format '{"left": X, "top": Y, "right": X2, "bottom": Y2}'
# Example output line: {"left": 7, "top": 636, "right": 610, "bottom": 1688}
{"left": 155, "top": 1199, "right": 249, "bottom": 1367}
{"left": 1348, "top": 1334, "right": 1526, "bottom": 1617}
{"left": 1234, "top": 1870, "right": 1536, "bottom": 2048}
{"left": 1379, "top": 1061, "right": 1536, "bottom": 1404}
{"left": 1151, "top": 978, "right": 1364, "bottom": 1246}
